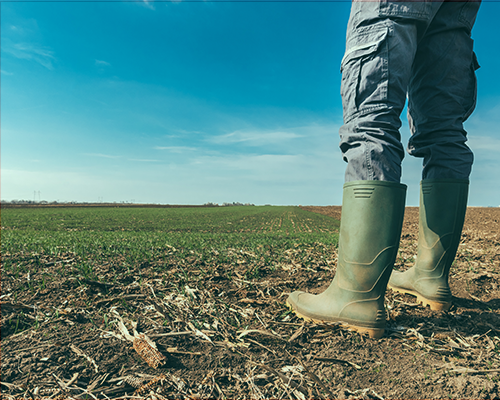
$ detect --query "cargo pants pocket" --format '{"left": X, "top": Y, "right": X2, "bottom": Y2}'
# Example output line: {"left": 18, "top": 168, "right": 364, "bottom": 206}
{"left": 340, "top": 26, "right": 389, "bottom": 124}
{"left": 464, "top": 51, "right": 480, "bottom": 121}
{"left": 459, "top": 0, "right": 481, "bottom": 33}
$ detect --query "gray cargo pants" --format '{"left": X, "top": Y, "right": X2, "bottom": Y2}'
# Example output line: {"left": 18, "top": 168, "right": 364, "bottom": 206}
{"left": 339, "top": 0, "right": 481, "bottom": 182}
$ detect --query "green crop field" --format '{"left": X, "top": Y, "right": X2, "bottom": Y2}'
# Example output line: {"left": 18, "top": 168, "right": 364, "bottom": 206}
{"left": 1, "top": 206, "right": 339, "bottom": 286}
{"left": 1, "top": 205, "right": 345, "bottom": 398}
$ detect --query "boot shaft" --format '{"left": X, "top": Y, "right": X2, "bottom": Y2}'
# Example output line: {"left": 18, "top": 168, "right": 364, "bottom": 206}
{"left": 388, "top": 179, "right": 469, "bottom": 309}
{"left": 338, "top": 180, "right": 407, "bottom": 293}
{"left": 417, "top": 179, "right": 469, "bottom": 277}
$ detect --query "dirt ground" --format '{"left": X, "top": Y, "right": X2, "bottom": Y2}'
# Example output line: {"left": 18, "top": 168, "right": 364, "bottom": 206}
{"left": 2, "top": 206, "right": 500, "bottom": 399}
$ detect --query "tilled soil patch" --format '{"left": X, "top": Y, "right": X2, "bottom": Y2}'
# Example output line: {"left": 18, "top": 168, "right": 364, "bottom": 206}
{"left": 2, "top": 207, "right": 500, "bottom": 399}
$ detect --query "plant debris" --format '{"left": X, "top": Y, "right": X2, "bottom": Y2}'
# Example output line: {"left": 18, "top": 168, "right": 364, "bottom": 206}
{"left": 1, "top": 205, "right": 499, "bottom": 399}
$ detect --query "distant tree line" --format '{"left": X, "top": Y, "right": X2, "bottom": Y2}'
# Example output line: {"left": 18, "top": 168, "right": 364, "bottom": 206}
{"left": 204, "top": 202, "right": 255, "bottom": 207}
{"left": 2, "top": 200, "right": 256, "bottom": 208}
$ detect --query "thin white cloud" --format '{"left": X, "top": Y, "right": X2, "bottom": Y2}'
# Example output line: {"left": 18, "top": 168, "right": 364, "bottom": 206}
{"left": 174, "top": 129, "right": 204, "bottom": 135}
{"left": 4, "top": 41, "right": 56, "bottom": 70}
{"left": 209, "top": 130, "right": 303, "bottom": 145}
{"left": 95, "top": 59, "right": 111, "bottom": 67}
{"left": 465, "top": 101, "right": 500, "bottom": 158}
{"left": 468, "top": 135, "right": 500, "bottom": 152}
{"left": 141, "top": 0, "right": 155, "bottom": 10}
{"left": 84, "top": 153, "right": 122, "bottom": 159}
{"left": 1, "top": 70, "right": 14, "bottom": 76}
{"left": 154, "top": 146, "right": 197, "bottom": 153}
{"left": 129, "top": 158, "right": 161, "bottom": 162}
{"left": 8, "top": 23, "right": 31, "bottom": 36}
{"left": 192, "top": 153, "right": 303, "bottom": 171}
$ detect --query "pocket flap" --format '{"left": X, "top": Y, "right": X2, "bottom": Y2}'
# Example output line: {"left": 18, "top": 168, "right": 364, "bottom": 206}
{"left": 472, "top": 51, "right": 480, "bottom": 70}
{"left": 341, "top": 27, "right": 389, "bottom": 72}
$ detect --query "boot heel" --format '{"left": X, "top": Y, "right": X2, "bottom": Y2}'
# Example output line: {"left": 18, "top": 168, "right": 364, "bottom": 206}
{"left": 355, "top": 326, "right": 385, "bottom": 339}
{"left": 416, "top": 295, "right": 451, "bottom": 311}
{"left": 388, "top": 284, "right": 451, "bottom": 311}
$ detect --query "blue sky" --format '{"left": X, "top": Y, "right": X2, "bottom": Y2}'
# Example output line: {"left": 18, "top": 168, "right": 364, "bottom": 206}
{"left": 1, "top": 1, "right": 499, "bottom": 206}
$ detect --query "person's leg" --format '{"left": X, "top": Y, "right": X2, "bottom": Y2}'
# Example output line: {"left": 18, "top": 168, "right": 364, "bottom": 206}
{"left": 287, "top": 2, "right": 442, "bottom": 337}
{"left": 339, "top": 1, "right": 442, "bottom": 183}
{"left": 389, "top": 1, "right": 481, "bottom": 310}
{"left": 406, "top": 1, "right": 480, "bottom": 180}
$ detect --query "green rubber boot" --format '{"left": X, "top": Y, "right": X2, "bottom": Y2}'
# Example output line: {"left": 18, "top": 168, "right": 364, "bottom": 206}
{"left": 388, "top": 179, "right": 469, "bottom": 311}
{"left": 286, "top": 181, "right": 406, "bottom": 339}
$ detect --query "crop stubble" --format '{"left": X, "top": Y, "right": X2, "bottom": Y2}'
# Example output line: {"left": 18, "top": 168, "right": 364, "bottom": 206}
{"left": 1, "top": 205, "right": 499, "bottom": 399}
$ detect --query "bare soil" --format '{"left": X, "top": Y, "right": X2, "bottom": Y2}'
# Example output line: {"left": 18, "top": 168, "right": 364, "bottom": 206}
{"left": 2, "top": 206, "right": 500, "bottom": 399}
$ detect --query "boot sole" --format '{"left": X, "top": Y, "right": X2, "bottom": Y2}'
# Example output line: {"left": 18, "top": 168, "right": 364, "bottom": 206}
{"left": 388, "top": 284, "right": 451, "bottom": 311}
{"left": 286, "top": 300, "right": 385, "bottom": 339}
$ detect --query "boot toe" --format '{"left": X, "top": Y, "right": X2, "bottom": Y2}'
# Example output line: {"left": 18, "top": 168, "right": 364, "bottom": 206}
{"left": 286, "top": 291, "right": 306, "bottom": 312}
{"left": 286, "top": 291, "right": 321, "bottom": 321}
